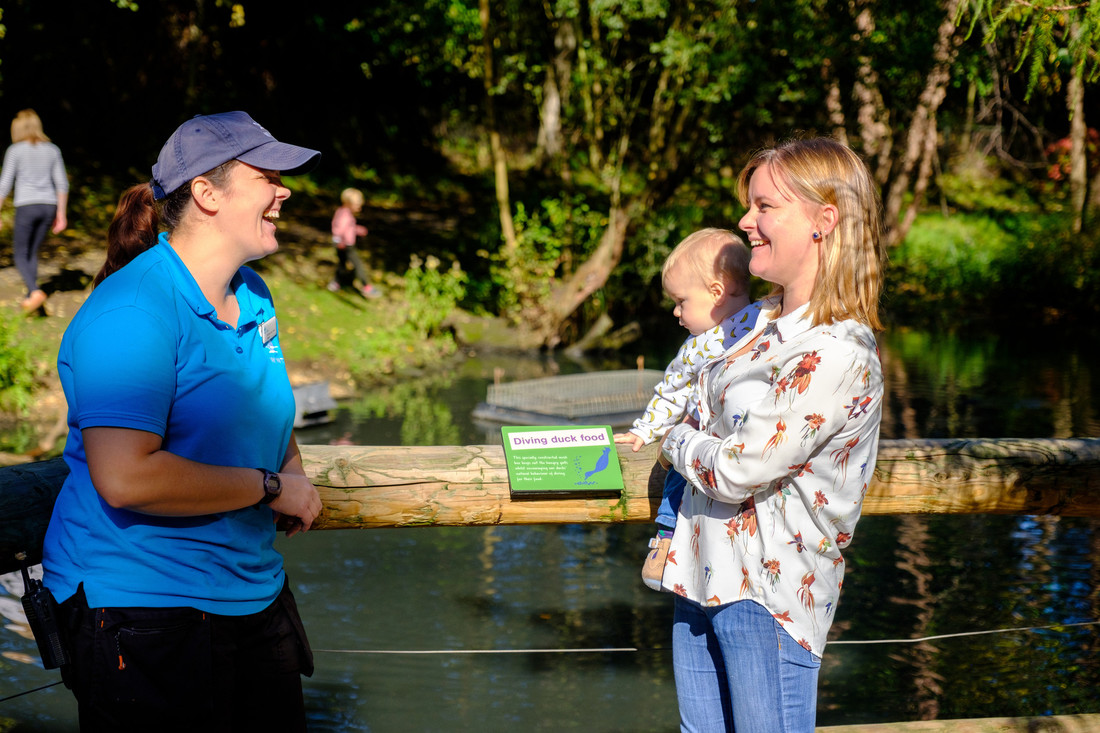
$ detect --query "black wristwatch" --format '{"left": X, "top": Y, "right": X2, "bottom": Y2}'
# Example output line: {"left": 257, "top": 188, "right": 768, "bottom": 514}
{"left": 255, "top": 468, "right": 282, "bottom": 506}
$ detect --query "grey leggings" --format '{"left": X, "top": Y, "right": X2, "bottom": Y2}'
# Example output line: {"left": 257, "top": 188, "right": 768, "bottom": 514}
{"left": 12, "top": 203, "right": 55, "bottom": 295}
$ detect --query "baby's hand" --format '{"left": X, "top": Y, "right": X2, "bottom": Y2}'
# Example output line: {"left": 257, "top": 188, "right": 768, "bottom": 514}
{"left": 613, "top": 432, "right": 646, "bottom": 452}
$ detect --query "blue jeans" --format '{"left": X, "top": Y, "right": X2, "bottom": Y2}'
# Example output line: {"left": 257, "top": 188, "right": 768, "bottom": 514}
{"left": 656, "top": 468, "right": 687, "bottom": 531}
{"left": 672, "top": 596, "right": 821, "bottom": 733}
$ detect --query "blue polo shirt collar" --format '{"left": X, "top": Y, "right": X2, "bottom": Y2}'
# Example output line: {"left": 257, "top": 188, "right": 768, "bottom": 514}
{"left": 155, "top": 232, "right": 268, "bottom": 331}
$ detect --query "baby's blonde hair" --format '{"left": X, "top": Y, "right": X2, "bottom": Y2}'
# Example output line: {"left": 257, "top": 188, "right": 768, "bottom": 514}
{"left": 340, "top": 187, "right": 364, "bottom": 208}
{"left": 661, "top": 228, "right": 750, "bottom": 297}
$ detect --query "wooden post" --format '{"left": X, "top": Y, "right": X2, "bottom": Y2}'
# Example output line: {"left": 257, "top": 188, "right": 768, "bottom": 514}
{"left": 5, "top": 437, "right": 1100, "bottom": 574}
{"left": 817, "top": 713, "right": 1100, "bottom": 732}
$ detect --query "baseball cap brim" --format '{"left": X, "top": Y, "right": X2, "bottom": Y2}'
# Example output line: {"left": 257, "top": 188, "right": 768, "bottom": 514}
{"left": 237, "top": 140, "right": 321, "bottom": 176}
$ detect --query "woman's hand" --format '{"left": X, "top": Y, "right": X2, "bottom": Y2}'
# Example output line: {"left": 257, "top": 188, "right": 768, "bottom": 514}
{"left": 270, "top": 472, "right": 322, "bottom": 537}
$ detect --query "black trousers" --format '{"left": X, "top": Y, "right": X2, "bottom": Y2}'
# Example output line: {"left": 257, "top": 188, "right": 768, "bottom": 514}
{"left": 12, "top": 203, "right": 55, "bottom": 294}
{"left": 59, "top": 578, "right": 314, "bottom": 733}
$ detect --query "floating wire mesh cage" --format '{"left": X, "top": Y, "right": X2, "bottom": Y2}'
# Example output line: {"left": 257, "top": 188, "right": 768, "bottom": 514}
{"left": 474, "top": 369, "right": 666, "bottom": 426}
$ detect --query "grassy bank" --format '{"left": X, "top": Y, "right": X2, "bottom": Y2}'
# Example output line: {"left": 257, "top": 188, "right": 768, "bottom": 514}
{"left": 0, "top": 220, "right": 469, "bottom": 460}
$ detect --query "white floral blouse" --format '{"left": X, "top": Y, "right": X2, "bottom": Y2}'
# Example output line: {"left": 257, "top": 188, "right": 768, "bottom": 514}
{"left": 662, "top": 300, "right": 883, "bottom": 658}
{"left": 629, "top": 301, "right": 764, "bottom": 445}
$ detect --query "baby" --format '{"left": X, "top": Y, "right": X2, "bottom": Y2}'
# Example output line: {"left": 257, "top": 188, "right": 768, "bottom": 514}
{"left": 614, "top": 228, "right": 761, "bottom": 590}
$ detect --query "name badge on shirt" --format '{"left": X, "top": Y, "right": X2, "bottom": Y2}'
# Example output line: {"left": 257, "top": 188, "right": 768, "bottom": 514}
{"left": 258, "top": 315, "right": 278, "bottom": 345}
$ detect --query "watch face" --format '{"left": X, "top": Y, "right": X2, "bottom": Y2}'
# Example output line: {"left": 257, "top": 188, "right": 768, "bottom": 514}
{"left": 260, "top": 470, "right": 281, "bottom": 504}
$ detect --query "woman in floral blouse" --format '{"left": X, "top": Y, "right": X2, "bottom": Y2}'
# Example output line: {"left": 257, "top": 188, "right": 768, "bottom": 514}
{"left": 661, "top": 137, "right": 886, "bottom": 733}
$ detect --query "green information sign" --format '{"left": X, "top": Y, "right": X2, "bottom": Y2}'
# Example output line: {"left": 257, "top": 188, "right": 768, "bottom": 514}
{"left": 501, "top": 425, "right": 624, "bottom": 498}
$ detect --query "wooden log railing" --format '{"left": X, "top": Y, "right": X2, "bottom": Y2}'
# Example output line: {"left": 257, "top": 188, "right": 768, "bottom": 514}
{"left": 4, "top": 437, "right": 1100, "bottom": 575}
{"left": 4, "top": 439, "right": 1100, "bottom": 732}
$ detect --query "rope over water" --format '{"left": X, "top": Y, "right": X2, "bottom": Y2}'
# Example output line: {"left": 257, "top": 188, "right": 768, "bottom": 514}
{"left": 310, "top": 618, "right": 1100, "bottom": 655}
{"left": 4, "top": 620, "right": 1096, "bottom": 703}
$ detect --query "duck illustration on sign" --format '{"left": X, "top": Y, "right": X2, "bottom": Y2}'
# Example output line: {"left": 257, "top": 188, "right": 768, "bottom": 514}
{"left": 577, "top": 446, "right": 611, "bottom": 485}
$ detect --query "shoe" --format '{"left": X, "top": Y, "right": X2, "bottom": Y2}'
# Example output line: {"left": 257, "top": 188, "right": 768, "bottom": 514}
{"left": 361, "top": 284, "right": 381, "bottom": 299}
{"left": 326, "top": 281, "right": 340, "bottom": 292}
{"left": 641, "top": 535, "right": 671, "bottom": 591}
{"left": 21, "top": 289, "right": 47, "bottom": 312}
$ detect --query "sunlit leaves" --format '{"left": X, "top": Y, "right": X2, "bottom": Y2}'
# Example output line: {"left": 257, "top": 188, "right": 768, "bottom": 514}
{"left": 965, "top": 0, "right": 1100, "bottom": 98}
{"left": 228, "top": 3, "right": 244, "bottom": 28}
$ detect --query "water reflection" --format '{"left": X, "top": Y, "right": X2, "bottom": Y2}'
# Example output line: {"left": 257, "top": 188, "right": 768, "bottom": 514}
{"left": 2, "top": 332, "right": 1099, "bottom": 731}
{"left": 291, "top": 521, "right": 677, "bottom": 732}
{"left": 826, "top": 513, "right": 1100, "bottom": 723}
{"left": 879, "top": 328, "right": 1100, "bottom": 439}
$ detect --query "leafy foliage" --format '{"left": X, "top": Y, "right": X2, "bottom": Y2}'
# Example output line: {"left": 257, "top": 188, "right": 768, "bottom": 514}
{"left": 0, "top": 0, "right": 1093, "bottom": 341}
{"left": 887, "top": 207, "right": 1100, "bottom": 328}
{"left": 0, "top": 310, "right": 42, "bottom": 415}
{"left": 485, "top": 195, "right": 607, "bottom": 321}
{"left": 403, "top": 254, "right": 468, "bottom": 338}
{"left": 937, "top": 152, "right": 1039, "bottom": 213}
{"left": 963, "top": 0, "right": 1100, "bottom": 98}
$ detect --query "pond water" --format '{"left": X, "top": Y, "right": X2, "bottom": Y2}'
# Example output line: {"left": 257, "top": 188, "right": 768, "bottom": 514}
{"left": 2, "top": 327, "right": 1099, "bottom": 731}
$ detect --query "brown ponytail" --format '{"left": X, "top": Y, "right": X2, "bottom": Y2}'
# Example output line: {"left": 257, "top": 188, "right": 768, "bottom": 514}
{"left": 94, "top": 183, "right": 160, "bottom": 287}
{"left": 94, "top": 160, "right": 239, "bottom": 287}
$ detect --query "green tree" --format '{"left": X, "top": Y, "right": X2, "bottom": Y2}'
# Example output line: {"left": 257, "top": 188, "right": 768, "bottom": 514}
{"left": 459, "top": 0, "right": 774, "bottom": 345}
{"left": 963, "top": 0, "right": 1100, "bottom": 231}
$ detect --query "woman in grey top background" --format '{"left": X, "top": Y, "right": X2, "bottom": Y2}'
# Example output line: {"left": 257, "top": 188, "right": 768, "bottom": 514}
{"left": 0, "top": 108, "right": 69, "bottom": 313}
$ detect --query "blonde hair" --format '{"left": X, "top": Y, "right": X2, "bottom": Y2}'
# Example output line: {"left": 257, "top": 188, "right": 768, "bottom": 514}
{"left": 661, "top": 228, "right": 750, "bottom": 297}
{"left": 11, "top": 109, "right": 50, "bottom": 144}
{"left": 737, "top": 137, "right": 885, "bottom": 330}
{"left": 340, "top": 187, "right": 364, "bottom": 208}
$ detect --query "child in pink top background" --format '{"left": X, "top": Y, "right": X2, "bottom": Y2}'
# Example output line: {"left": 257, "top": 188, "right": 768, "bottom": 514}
{"left": 329, "top": 187, "right": 379, "bottom": 297}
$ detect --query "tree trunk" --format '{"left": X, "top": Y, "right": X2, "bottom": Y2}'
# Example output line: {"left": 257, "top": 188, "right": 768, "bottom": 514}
{"left": 849, "top": 0, "right": 893, "bottom": 186}
{"left": 536, "top": 14, "right": 576, "bottom": 172}
{"left": 824, "top": 61, "right": 849, "bottom": 147}
{"left": 1067, "top": 22, "right": 1086, "bottom": 234}
{"left": 576, "top": 12, "right": 603, "bottom": 169}
{"left": 538, "top": 200, "right": 633, "bottom": 347}
{"left": 480, "top": 0, "right": 517, "bottom": 253}
{"left": 898, "top": 115, "right": 939, "bottom": 240}
{"left": 883, "top": 0, "right": 964, "bottom": 248}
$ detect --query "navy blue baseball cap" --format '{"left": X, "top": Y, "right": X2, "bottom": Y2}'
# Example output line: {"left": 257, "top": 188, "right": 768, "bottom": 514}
{"left": 151, "top": 111, "right": 321, "bottom": 200}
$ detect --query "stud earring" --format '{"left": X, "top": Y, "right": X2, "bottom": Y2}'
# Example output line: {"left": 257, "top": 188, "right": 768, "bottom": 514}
{"left": 812, "top": 231, "right": 821, "bottom": 240}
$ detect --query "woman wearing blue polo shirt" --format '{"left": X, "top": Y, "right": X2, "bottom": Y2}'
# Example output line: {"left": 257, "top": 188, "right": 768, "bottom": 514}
{"left": 42, "top": 112, "right": 324, "bottom": 732}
